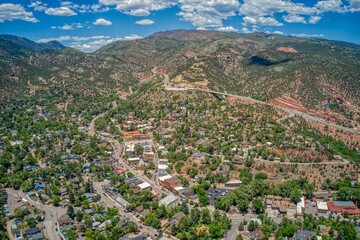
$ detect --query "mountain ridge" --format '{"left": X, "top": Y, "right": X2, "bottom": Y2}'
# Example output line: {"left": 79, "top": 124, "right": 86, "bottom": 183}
{"left": 0, "top": 30, "right": 359, "bottom": 123}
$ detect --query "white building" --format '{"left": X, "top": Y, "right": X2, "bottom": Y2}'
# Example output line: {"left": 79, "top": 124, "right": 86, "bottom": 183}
{"left": 317, "top": 201, "right": 329, "bottom": 214}
{"left": 159, "top": 194, "right": 179, "bottom": 208}
{"left": 138, "top": 182, "right": 151, "bottom": 191}
{"left": 297, "top": 196, "right": 306, "bottom": 214}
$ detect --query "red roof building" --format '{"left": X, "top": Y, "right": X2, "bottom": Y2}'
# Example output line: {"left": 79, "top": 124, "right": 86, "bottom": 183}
{"left": 327, "top": 201, "right": 360, "bottom": 215}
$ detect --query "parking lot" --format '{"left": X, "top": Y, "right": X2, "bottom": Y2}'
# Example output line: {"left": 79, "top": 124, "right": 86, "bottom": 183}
{"left": 206, "top": 188, "right": 232, "bottom": 204}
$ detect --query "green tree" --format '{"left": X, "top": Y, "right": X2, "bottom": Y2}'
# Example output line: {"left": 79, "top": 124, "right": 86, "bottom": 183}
{"left": 67, "top": 205, "right": 75, "bottom": 219}
{"left": 252, "top": 198, "right": 265, "bottom": 214}
{"left": 53, "top": 196, "right": 60, "bottom": 206}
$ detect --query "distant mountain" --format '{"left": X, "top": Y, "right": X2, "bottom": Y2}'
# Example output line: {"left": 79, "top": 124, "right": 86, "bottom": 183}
{"left": 0, "top": 35, "right": 65, "bottom": 52}
{"left": 1, "top": 30, "right": 360, "bottom": 113}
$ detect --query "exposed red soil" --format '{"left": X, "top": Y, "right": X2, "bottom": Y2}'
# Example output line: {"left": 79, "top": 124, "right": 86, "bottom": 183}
{"left": 277, "top": 47, "right": 298, "bottom": 53}
{"left": 154, "top": 67, "right": 168, "bottom": 75}
{"left": 268, "top": 96, "right": 346, "bottom": 122}
{"left": 308, "top": 121, "right": 360, "bottom": 148}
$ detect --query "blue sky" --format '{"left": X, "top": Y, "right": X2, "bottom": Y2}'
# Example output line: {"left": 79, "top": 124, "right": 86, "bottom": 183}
{"left": 0, "top": 0, "right": 359, "bottom": 52}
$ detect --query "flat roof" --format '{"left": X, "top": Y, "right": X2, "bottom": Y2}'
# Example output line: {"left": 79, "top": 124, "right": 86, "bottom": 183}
{"left": 226, "top": 180, "right": 242, "bottom": 184}
{"left": 174, "top": 186, "right": 184, "bottom": 191}
{"left": 317, "top": 201, "right": 328, "bottom": 210}
{"left": 333, "top": 201, "right": 356, "bottom": 206}
{"left": 159, "top": 174, "right": 173, "bottom": 181}
{"left": 158, "top": 164, "right": 168, "bottom": 170}
{"left": 138, "top": 182, "right": 151, "bottom": 189}
{"left": 159, "top": 194, "right": 178, "bottom": 206}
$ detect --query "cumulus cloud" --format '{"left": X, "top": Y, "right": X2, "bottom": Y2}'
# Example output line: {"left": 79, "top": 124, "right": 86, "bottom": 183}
{"left": 215, "top": 26, "right": 238, "bottom": 32}
{"left": 177, "top": 0, "right": 239, "bottom": 28}
{"left": 37, "top": 34, "right": 142, "bottom": 52}
{"left": 315, "top": 0, "right": 343, "bottom": 12}
{"left": 135, "top": 19, "right": 154, "bottom": 25}
{"left": 124, "top": 34, "right": 142, "bottom": 40}
{"left": 93, "top": 18, "right": 112, "bottom": 26}
{"left": 273, "top": 31, "right": 284, "bottom": 35}
{"left": 100, "top": 0, "right": 176, "bottom": 16}
{"left": 28, "top": 1, "right": 47, "bottom": 11}
{"left": 99, "top": 0, "right": 238, "bottom": 28}
{"left": 0, "top": 3, "right": 38, "bottom": 23}
{"left": 291, "top": 33, "right": 325, "bottom": 38}
{"left": 243, "top": 16, "right": 283, "bottom": 26}
{"left": 346, "top": 0, "right": 360, "bottom": 11}
{"left": 45, "top": 6, "right": 77, "bottom": 16}
{"left": 309, "top": 15, "right": 322, "bottom": 24}
{"left": 51, "top": 22, "right": 83, "bottom": 30}
{"left": 283, "top": 14, "right": 306, "bottom": 23}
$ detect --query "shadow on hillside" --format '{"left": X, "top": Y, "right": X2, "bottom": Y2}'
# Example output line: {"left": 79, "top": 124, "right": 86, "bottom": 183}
{"left": 248, "top": 56, "right": 291, "bottom": 66}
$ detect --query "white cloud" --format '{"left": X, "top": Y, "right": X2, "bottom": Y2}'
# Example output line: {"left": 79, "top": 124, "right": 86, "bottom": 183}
{"left": 100, "top": 0, "right": 176, "bottom": 16}
{"left": 28, "top": 1, "right": 47, "bottom": 11}
{"left": 177, "top": 0, "right": 239, "bottom": 28}
{"left": 36, "top": 35, "right": 110, "bottom": 43}
{"left": 69, "top": 37, "right": 123, "bottom": 52}
{"left": 135, "top": 19, "right": 154, "bottom": 25}
{"left": 45, "top": 6, "right": 77, "bottom": 16}
{"left": 0, "top": 3, "right": 38, "bottom": 23}
{"left": 37, "top": 34, "right": 142, "bottom": 52}
{"left": 124, "top": 34, "right": 142, "bottom": 40}
{"left": 241, "top": 27, "right": 258, "bottom": 33}
{"left": 99, "top": 0, "right": 238, "bottom": 28}
{"left": 274, "top": 31, "right": 284, "bottom": 35}
{"left": 291, "top": 33, "right": 325, "bottom": 38}
{"left": 309, "top": 15, "right": 322, "bottom": 24}
{"left": 123, "top": 8, "right": 151, "bottom": 16}
{"left": 315, "top": 0, "right": 343, "bottom": 12}
{"left": 347, "top": 0, "right": 360, "bottom": 12}
{"left": 215, "top": 26, "right": 238, "bottom": 32}
{"left": 93, "top": 18, "right": 112, "bottom": 26}
{"left": 283, "top": 14, "right": 306, "bottom": 23}
{"left": 51, "top": 22, "right": 83, "bottom": 30}
{"left": 243, "top": 16, "right": 283, "bottom": 26}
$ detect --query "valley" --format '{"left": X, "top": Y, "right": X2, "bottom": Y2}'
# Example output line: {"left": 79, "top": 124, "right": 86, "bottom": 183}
{"left": 0, "top": 30, "right": 360, "bottom": 240}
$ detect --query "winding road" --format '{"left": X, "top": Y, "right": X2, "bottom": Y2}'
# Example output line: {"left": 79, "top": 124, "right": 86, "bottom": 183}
{"left": 156, "top": 70, "right": 359, "bottom": 135}
{"left": 6, "top": 189, "right": 65, "bottom": 240}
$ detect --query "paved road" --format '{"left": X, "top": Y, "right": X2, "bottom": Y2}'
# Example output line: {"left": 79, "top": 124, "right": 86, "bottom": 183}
{"left": 155, "top": 69, "right": 359, "bottom": 135}
{"left": 93, "top": 181, "right": 159, "bottom": 238}
{"left": 100, "top": 135, "right": 166, "bottom": 197}
{"left": 226, "top": 218, "right": 240, "bottom": 240}
{"left": 276, "top": 113, "right": 294, "bottom": 123}
{"left": 6, "top": 189, "right": 66, "bottom": 240}
{"left": 6, "top": 220, "right": 16, "bottom": 240}
{"left": 255, "top": 158, "right": 349, "bottom": 165}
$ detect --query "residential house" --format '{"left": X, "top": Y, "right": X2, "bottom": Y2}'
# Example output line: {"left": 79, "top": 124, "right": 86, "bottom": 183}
{"left": 159, "top": 194, "right": 179, "bottom": 208}
{"left": 24, "top": 227, "right": 40, "bottom": 236}
{"left": 116, "top": 195, "right": 130, "bottom": 209}
{"left": 313, "top": 192, "right": 332, "bottom": 201}
{"left": 317, "top": 201, "right": 329, "bottom": 214}
{"left": 296, "top": 196, "right": 306, "bottom": 215}
{"left": 34, "top": 183, "right": 44, "bottom": 191}
{"left": 58, "top": 214, "right": 71, "bottom": 226}
{"left": 161, "top": 176, "right": 182, "bottom": 192}
{"left": 294, "top": 230, "right": 317, "bottom": 240}
{"left": 266, "top": 195, "right": 295, "bottom": 214}
{"left": 250, "top": 229, "right": 264, "bottom": 240}
{"left": 225, "top": 180, "right": 242, "bottom": 188}
{"left": 327, "top": 201, "right": 360, "bottom": 215}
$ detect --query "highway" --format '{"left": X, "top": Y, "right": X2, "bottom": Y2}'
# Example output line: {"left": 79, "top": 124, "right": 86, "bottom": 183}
{"left": 153, "top": 69, "right": 359, "bottom": 135}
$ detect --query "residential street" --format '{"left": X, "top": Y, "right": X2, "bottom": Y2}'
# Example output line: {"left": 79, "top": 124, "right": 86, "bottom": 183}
{"left": 6, "top": 189, "right": 65, "bottom": 240}
{"left": 93, "top": 181, "right": 159, "bottom": 238}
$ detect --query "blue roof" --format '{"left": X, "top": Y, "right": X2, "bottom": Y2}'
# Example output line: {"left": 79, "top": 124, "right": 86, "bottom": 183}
{"left": 333, "top": 201, "right": 355, "bottom": 206}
